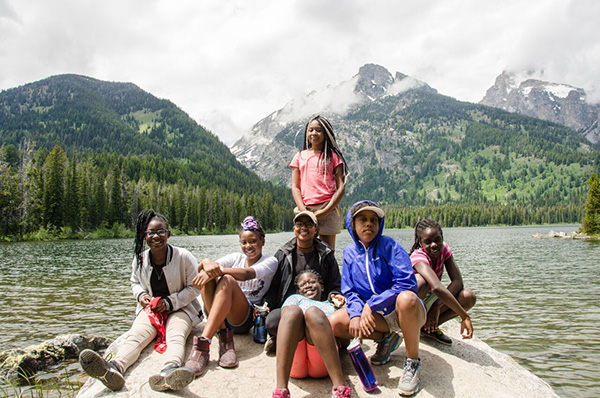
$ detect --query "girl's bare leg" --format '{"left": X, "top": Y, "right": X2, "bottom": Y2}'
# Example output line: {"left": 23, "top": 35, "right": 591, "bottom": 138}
{"left": 276, "top": 306, "right": 306, "bottom": 389}
{"left": 396, "top": 291, "right": 426, "bottom": 359}
{"left": 201, "top": 275, "right": 249, "bottom": 339}
{"left": 304, "top": 307, "right": 344, "bottom": 387}
{"left": 320, "top": 234, "right": 336, "bottom": 249}
{"left": 437, "top": 288, "right": 476, "bottom": 325}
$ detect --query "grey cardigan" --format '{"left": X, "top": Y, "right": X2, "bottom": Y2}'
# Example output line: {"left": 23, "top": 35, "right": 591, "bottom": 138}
{"left": 130, "top": 245, "right": 203, "bottom": 326}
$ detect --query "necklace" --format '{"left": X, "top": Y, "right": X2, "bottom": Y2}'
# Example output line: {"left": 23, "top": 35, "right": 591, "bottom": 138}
{"left": 150, "top": 246, "right": 170, "bottom": 281}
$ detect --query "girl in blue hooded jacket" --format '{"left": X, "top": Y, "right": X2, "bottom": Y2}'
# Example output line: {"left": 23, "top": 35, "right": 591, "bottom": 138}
{"left": 329, "top": 200, "right": 426, "bottom": 396}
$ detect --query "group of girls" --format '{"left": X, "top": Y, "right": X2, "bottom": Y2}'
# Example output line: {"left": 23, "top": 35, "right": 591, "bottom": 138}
{"left": 78, "top": 115, "right": 476, "bottom": 398}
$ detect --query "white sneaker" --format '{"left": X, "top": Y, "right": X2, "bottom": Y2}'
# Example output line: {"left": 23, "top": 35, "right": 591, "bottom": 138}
{"left": 398, "top": 358, "right": 420, "bottom": 396}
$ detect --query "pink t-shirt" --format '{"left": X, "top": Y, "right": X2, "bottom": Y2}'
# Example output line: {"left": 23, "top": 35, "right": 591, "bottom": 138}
{"left": 410, "top": 242, "right": 452, "bottom": 280}
{"left": 290, "top": 150, "right": 342, "bottom": 205}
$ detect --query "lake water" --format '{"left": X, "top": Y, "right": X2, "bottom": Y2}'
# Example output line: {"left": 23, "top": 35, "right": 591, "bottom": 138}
{"left": 1, "top": 225, "right": 598, "bottom": 397}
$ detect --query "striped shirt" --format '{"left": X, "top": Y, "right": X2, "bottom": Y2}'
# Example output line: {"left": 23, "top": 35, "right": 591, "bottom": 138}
{"left": 410, "top": 242, "right": 452, "bottom": 280}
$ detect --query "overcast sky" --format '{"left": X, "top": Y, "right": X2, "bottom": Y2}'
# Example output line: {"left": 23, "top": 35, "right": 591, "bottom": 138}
{"left": 1, "top": 0, "right": 599, "bottom": 145}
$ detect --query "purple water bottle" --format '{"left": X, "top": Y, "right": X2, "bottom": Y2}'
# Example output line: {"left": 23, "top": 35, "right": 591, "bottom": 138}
{"left": 347, "top": 339, "right": 378, "bottom": 391}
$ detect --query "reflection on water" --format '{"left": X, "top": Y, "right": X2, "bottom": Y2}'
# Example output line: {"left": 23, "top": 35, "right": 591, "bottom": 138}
{"left": 1, "top": 225, "right": 598, "bottom": 397}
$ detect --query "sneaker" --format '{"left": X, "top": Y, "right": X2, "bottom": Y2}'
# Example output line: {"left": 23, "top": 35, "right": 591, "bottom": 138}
{"left": 421, "top": 327, "right": 452, "bottom": 345}
{"left": 272, "top": 388, "right": 291, "bottom": 398}
{"left": 398, "top": 358, "right": 421, "bottom": 396}
{"left": 370, "top": 331, "right": 402, "bottom": 365}
{"left": 79, "top": 349, "right": 125, "bottom": 391}
{"left": 264, "top": 335, "right": 276, "bottom": 354}
{"left": 148, "top": 364, "right": 195, "bottom": 392}
{"left": 332, "top": 385, "right": 353, "bottom": 397}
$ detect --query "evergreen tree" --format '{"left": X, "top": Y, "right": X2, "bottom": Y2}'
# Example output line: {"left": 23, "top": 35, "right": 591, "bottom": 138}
{"left": 42, "top": 145, "right": 67, "bottom": 229}
{"left": 64, "top": 157, "right": 81, "bottom": 229}
{"left": 107, "top": 165, "right": 124, "bottom": 225}
{"left": 582, "top": 173, "right": 600, "bottom": 235}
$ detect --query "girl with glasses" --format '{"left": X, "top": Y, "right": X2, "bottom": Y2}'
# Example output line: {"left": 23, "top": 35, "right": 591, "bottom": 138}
{"left": 79, "top": 209, "right": 202, "bottom": 392}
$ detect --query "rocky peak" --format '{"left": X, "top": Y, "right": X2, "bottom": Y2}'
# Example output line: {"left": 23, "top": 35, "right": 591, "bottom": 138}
{"left": 354, "top": 64, "right": 395, "bottom": 100}
{"left": 481, "top": 71, "right": 600, "bottom": 144}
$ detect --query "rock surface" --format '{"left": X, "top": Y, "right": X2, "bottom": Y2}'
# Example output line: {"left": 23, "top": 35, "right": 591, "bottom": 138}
{"left": 0, "top": 334, "right": 110, "bottom": 380}
{"left": 77, "top": 321, "right": 558, "bottom": 398}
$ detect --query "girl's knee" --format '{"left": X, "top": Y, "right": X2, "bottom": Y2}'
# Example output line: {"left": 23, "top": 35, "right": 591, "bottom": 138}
{"left": 461, "top": 288, "right": 476, "bottom": 309}
{"left": 305, "top": 307, "right": 329, "bottom": 328}
{"left": 328, "top": 310, "right": 349, "bottom": 336}
{"left": 281, "top": 305, "right": 304, "bottom": 321}
{"left": 218, "top": 274, "right": 236, "bottom": 286}
{"left": 396, "top": 291, "right": 422, "bottom": 314}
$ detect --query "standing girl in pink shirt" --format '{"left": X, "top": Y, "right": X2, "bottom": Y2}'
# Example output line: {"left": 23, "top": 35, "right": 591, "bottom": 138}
{"left": 290, "top": 115, "right": 348, "bottom": 249}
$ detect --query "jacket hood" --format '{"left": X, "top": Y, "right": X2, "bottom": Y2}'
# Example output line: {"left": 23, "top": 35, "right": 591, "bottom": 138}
{"left": 346, "top": 200, "right": 385, "bottom": 248}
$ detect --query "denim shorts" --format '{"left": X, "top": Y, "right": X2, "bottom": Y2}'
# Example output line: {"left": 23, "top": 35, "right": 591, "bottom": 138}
{"left": 225, "top": 298, "right": 254, "bottom": 334}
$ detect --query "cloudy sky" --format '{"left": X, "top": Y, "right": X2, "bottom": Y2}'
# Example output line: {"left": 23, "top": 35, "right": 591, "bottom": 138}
{"left": 1, "top": 0, "right": 599, "bottom": 145}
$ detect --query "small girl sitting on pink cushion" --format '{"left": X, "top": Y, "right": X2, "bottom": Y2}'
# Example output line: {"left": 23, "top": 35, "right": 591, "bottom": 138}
{"left": 272, "top": 269, "right": 352, "bottom": 398}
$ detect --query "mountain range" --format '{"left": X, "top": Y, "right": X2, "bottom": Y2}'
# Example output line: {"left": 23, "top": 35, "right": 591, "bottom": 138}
{"left": 232, "top": 64, "right": 598, "bottom": 208}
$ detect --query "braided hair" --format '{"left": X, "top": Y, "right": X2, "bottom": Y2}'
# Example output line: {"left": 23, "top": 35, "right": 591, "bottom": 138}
{"left": 303, "top": 115, "right": 349, "bottom": 184}
{"left": 410, "top": 218, "right": 443, "bottom": 255}
{"left": 134, "top": 209, "right": 169, "bottom": 269}
{"left": 294, "top": 269, "right": 324, "bottom": 290}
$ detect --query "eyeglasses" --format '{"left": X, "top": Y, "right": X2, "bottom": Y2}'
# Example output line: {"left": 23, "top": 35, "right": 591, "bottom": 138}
{"left": 298, "top": 279, "right": 320, "bottom": 289}
{"left": 294, "top": 220, "right": 315, "bottom": 229}
{"left": 145, "top": 229, "right": 169, "bottom": 237}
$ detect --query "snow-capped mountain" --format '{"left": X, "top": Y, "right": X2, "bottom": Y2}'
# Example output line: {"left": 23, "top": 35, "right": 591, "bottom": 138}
{"left": 230, "top": 64, "right": 435, "bottom": 184}
{"left": 481, "top": 71, "right": 600, "bottom": 144}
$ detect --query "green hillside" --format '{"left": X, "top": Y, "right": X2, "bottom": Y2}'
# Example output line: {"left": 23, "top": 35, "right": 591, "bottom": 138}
{"left": 0, "top": 74, "right": 292, "bottom": 239}
{"left": 341, "top": 90, "right": 597, "bottom": 204}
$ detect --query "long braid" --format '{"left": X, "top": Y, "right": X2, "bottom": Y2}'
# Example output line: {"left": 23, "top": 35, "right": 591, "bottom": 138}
{"left": 134, "top": 209, "right": 169, "bottom": 270}
{"left": 410, "top": 218, "right": 443, "bottom": 255}
{"left": 303, "top": 115, "right": 349, "bottom": 184}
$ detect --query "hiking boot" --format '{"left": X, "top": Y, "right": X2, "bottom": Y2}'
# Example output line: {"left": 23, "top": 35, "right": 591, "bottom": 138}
{"left": 272, "top": 388, "right": 291, "bottom": 398}
{"left": 218, "top": 328, "right": 239, "bottom": 368}
{"left": 184, "top": 336, "right": 210, "bottom": 377}
{"left": 421, "top": 327, "right": 452, "bottom": 345}
{"left": 331, "top": 385, "right": 353, "bottom": 398}
{"left": 148, "top": 364, "right": 195, "bottom": 392}
{"left": 79, "top": 349, "right": 125, "bottom": 391}
{"left": 264, "top": 335, "right": 276, "bottom": 354}
{"left": 398, "top": 358, "right": 421, "bottom": 396}
{"left": 370, "top": 331, "right": 402, "bottom": 365}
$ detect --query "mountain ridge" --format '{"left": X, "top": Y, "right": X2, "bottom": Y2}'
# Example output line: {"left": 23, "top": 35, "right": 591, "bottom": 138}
{"left": 232, "top": 64, "right": 598, "bottom": 209}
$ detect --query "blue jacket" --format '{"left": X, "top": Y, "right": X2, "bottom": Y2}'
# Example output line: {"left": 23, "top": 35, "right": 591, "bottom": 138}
{"left": 342, "top": 200, "right": 418, "bottom": 319}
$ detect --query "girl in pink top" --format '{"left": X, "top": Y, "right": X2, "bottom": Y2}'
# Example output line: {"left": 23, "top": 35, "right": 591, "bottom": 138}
{"left": 409, "top": 219, "right": 475, "bottom": 345}
{"left": 290, "top": 115, "right": 348, "bottom": 249}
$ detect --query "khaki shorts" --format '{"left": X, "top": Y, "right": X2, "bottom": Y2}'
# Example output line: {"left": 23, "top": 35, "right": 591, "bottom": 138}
{"left": 380, "top": 296, "right": 427, "bottom": 333}
{"left": 294, "top": 202, "right": 342, "bottom": 235}
{"left": 423, "top": 293, "right": 438, "bottom": 312}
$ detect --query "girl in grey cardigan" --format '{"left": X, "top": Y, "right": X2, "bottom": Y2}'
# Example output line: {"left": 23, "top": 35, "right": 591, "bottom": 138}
{"left": 79, "top": 209, "right": 202, "bottom": 392}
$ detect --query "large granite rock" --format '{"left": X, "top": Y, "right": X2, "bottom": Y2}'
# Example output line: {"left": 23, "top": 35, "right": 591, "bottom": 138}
{"left": 0, "top": 334, "right": 111, "bottom": 381}
{"left": 76, "top": 321, "right": 558, "bottom": 398}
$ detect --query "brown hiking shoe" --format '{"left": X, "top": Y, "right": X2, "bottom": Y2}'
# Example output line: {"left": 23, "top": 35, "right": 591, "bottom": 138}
{"left": 218, "top": 328, "right": 239, "bottom": 368}
{"left": 185, "top": 336, "right": 210, "bottom": 377}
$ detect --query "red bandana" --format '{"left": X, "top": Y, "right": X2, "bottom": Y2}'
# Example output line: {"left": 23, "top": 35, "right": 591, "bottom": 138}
{"left": 145, "top": 296, "right": 168, "bottom": 353}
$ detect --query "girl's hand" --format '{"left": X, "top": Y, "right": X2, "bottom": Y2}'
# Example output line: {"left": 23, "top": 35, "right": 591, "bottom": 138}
{"left": 140, "top": 294, "right": 152, "bottom": 307}
{"left": 423, "top": 302, "right": 440, "bottom": 333}
{"left": 192, "top": 270, "right": 212, "bottom": 288}
{"left": 359, "top": 304, "right": 376, "bottom": 337}
{"left": 313, "top": 208, "right": 330, "bottom": 220}
{"left": 461, "top": 316, "right": 473, "bottom": 339}
{"left": 349, "top": 317, "right": 362, "bottom": 340}
{"left": 153, "top": 298, "right": 168, "bottom": 313}
{"left": 330, "top": 294, "right": 346, "bottom": 308}
{"left": 201, "top": 258, "right": 223, "bottom": 279}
